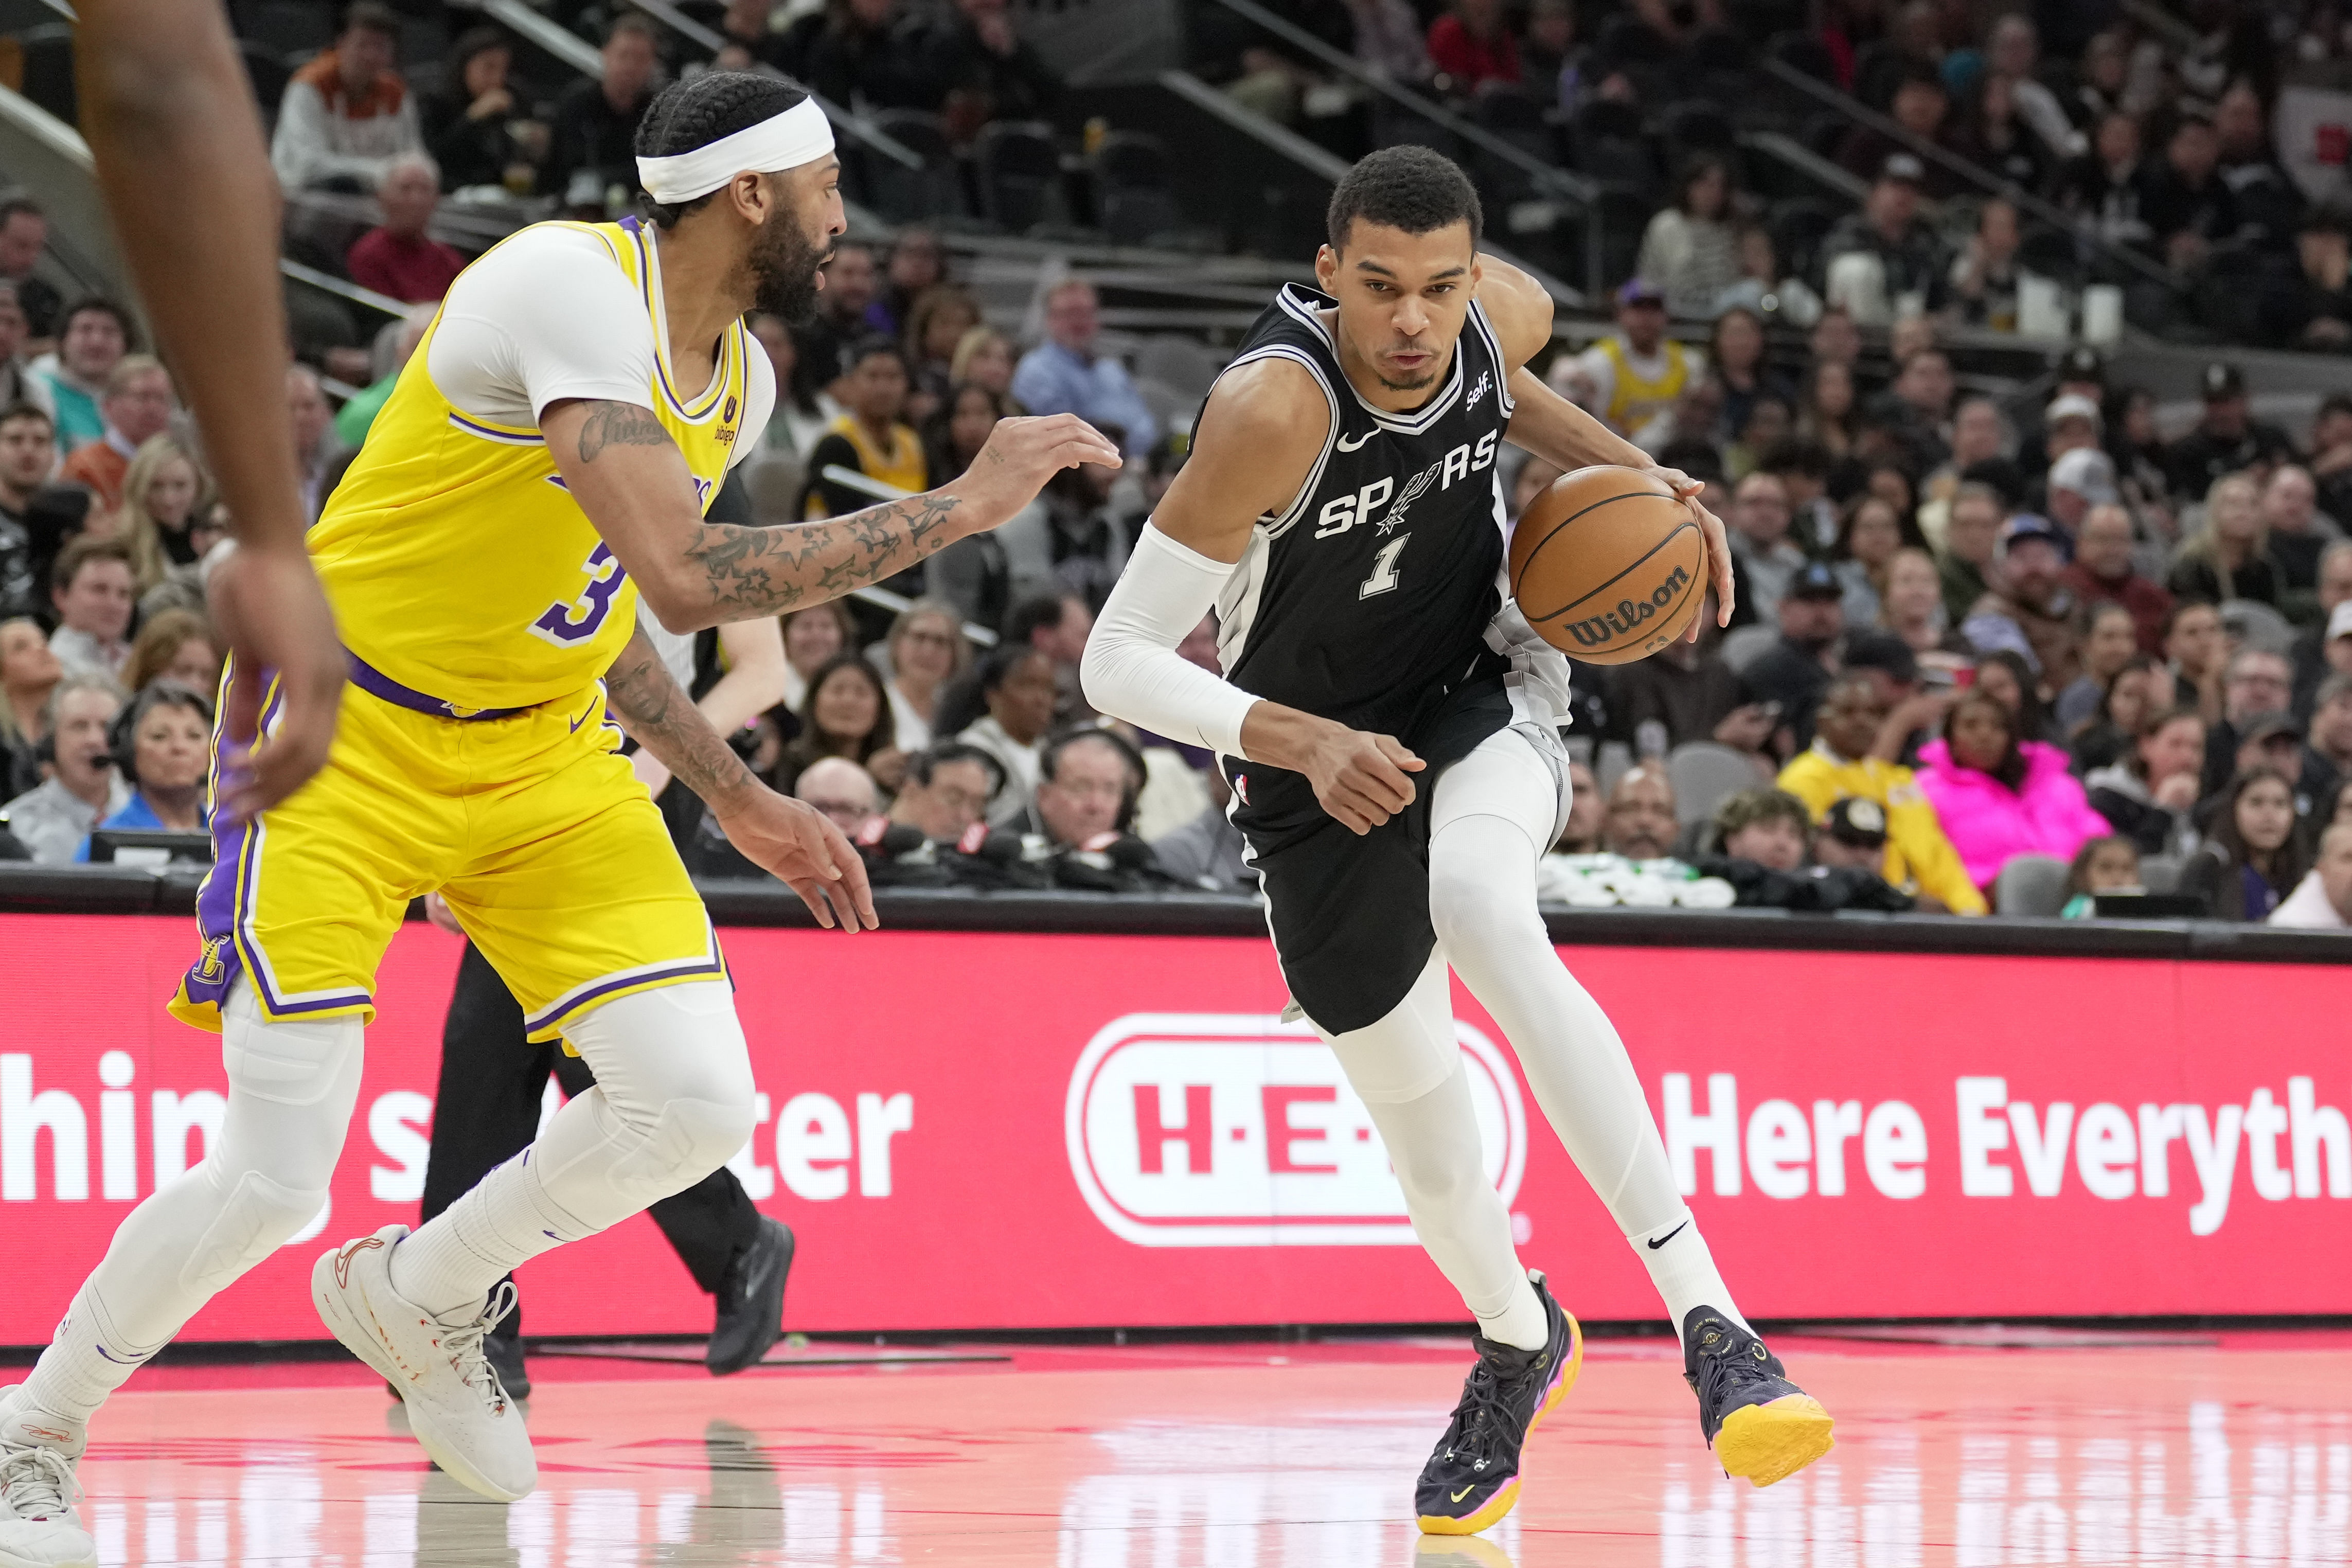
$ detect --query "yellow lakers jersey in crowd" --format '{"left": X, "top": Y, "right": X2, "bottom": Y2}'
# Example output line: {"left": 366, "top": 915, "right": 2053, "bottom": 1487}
{"left": 312, "top": 217, "right": 750, "bottom": 713}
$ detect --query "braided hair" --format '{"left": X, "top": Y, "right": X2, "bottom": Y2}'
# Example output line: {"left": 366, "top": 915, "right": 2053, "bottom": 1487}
{"left": 633, "top": 72, "right": 811, "bottom": 229}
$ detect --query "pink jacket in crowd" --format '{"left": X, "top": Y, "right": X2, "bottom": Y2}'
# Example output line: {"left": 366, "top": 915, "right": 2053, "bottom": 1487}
{"left": 1914, "top": 739, "right": 2115, "bottom": 891}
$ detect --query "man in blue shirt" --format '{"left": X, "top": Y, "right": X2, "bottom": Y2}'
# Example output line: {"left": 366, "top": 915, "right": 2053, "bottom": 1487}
{"left": 1011, "top": 278, "right": 1157, "bottom": 457}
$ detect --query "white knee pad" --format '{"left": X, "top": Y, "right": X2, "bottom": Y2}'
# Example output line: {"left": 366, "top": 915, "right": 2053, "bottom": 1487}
{"left": 179, "top": 1169, "right": 328, "bottom": 1296}
{"left": 223, "top": 982, "right": 364, "bottom": 1108}
{"left": 558, "top": 983, "right": 758, "bottom": 1190}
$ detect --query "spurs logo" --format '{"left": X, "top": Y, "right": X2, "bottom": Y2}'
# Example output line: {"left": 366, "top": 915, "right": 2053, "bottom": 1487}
{"left": 333, "top": 1235, "right": 384, "bottom": 1289}
{"left": 1375, "top": 461, "right": 1440, "bottom": 536}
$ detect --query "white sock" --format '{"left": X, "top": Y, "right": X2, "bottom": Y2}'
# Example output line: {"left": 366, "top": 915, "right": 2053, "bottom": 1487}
{"left": 1474, "top": 1274, "right": 1549, "bottom": 1352}
{"left": 1631, "top": 1213, "right": 1751, "bottom": 1338}
{"left": 17, "top": 1287, "right": 165, "bottom": 1429}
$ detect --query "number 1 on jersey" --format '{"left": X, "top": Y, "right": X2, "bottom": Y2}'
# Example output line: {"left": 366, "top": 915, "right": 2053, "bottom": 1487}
{"left": 1360, "top": 533, "right": 1409, "bottom": 599}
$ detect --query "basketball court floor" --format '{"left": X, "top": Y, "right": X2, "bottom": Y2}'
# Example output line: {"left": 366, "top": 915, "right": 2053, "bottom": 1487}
{"left": 38, "top": 1327, "right": 2351, "bottom": 1566}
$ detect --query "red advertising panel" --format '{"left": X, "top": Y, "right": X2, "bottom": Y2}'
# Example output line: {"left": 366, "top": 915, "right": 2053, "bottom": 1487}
{"left": 0, "top": 912, "right": 2344, "bottom": 1345}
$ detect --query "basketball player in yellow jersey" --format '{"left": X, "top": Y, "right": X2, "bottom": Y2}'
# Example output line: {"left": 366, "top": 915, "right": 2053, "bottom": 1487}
{"left": 0, "top": 70, "right": 1117, "bottom": 1559}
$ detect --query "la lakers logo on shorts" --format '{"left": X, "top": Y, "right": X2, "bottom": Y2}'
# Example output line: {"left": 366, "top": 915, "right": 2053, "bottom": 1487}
{"left": 194, "top": 936, "right": 227, "bottom": 984}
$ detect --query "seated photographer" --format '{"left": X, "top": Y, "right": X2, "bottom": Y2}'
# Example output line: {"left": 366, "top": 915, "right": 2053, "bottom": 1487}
{"left": 1699, "top": 788, "right": 1913, "bottom": 912}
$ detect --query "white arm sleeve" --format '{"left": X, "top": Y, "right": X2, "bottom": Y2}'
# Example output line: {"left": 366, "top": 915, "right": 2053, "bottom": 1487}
{"left": 1080, "top": 523, "right": 1261, "bottom": 759}
{"left": 425, "top": 226, "right": 660, "bottom": 427}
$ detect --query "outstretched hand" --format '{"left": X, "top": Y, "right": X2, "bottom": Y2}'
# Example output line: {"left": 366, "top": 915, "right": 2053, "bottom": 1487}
{"left": 208, "top": 544, "right": 344, "bottom": 823}
{"left": 712, "top": 787, "right": 880, "bottom": 932}
{"left": 956, "top": 413, "right": 1124, "bottom": 525}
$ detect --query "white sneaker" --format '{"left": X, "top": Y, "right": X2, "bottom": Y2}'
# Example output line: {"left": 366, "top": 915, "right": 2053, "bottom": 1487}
{"left": 0, "top": 1388, "right": 94, "bottom": 1568}
{"left": 312, "top": 1226, "right": 536, "bottom": 1501}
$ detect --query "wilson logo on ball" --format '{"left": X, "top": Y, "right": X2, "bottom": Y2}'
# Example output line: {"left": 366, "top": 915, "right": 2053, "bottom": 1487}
{"left": 1560, "top": 564, "right": 1694, "bottom": 650}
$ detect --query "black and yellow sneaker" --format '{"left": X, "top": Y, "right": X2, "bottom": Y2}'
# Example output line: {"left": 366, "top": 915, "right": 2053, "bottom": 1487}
{"left": 1414, "top": 1272, "right": 1583, "bottom": 1536}
{"left": 1682, "top": 1306, "right": 1834, "bottom": 1487}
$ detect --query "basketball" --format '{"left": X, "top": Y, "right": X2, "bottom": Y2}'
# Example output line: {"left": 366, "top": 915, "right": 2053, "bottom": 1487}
{"left": 1509, "top": 465, "right": 1707, "bottom": 665}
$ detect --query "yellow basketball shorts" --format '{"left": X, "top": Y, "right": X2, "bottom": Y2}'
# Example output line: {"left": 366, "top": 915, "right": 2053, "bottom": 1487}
{"left": 171, "top": 655, "right": 723, "bottom": 1043}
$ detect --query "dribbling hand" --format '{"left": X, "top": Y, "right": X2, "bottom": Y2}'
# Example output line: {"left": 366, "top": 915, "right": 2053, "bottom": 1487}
{"left": 1644, "top": 464, "right": 1737, "bottom": 638}
{"left": 958, "top": 414, "right": 1124, "bottom": 526}
{"left": 714, "top": 788, "right": 880, "bottom": 932}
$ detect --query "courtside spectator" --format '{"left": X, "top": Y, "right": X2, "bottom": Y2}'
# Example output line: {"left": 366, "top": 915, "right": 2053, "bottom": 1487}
{"left": 119, "top": 609, "right": 217, "bottom": 698}
{"left": 2087, "top": 706, "right": 2206, "bottom": 857}
{"left": 1916, "top": 689, "right": 2111, "bottom": 897}
{"left": 74, "top": 680, "right": 210, "bottom": 858}
{"left": 2258, "top": 465, "right": 2339, "bottom": 623}
{"left": 1964, "top": 515, "right": 2078, "bottom": 688}
{"left": 2071, "top": 654, "right": 2172, "bottom": 773}
{"left": 2165, "top": 365, "right": 2296, "bottom": 501}
{"left": 2179, "top": 767, "right": 2309, "bottom": 921}
{"left": 1972, "top": 649, "right": 2057, "bottom": 746}
{"left": 2203, "top": 647, "right": 2297, "bottom": 798}
{"left": 0, "top": 198, "right": 60, "bottom": 342}
{"left": 348, "top": 155, "right": 466, "bottom": 304}
{"left": 1011, "top": 280, "right": 1156, "bottom": 458}
{"left": 1726, "top": 471, "right": 1803, "bottom": 622}
{"left": 2060, "top": 835, "right": 2143, "bottom": 918}
{"left": 2045, "top": 446, "right": 2118, "bottom": 542}
{"left": 956, "top": 643, "right": 1057, "bottom": 827}
{"left": 892, "top": 741, "right": 999, "bottom": 843}
{"left": 57, "top": 356, "right": 172, "bottom": 512}
{"left": 1778, "top": 673, "right": 1984, "bottom": 913}
{"left": 1601, "top": 765, "right": 1678, "bottom": 860}
{"left": 0, "top": 615, "right": 58, "bottom": 795}
{"left": 114, "top": 434, "right": 208, "bottom": 594}
{"left": 1005, "top": 590, "right": 1096, "bottom": 723}
{"left": 2055, "top": 603, "right": 2141, "bottom": 734}
{"left": 791, "top": 755, "right": 881, "bottom": 834}
{"left": 546, "top": 15, "right": 661, "bottom": 207}
{"left": 881, "top": 599, "right": 968, "bottom": 751}
{"left": 2061, "top": 503, "right": 2173, "bottom": 654}
{"left": 2269, "top": 821, "right": 2352, "bottom": 929}
{"left": 2169, "top": 471, "right": 2282, "bottom": 608}
{"left": 1832, "top": 493, "right": 1906, "bottom": 627}
{"left": 1034, "top": 728, "right": 1137, "bottom": 848}
{"left": 32, "top": 299, "right": 131, "bottom": 452}
{"left": 1714, "top": 788, "right": 1809, "bottom": 871}
{"left": 1553, "top": 279, "right": 1691, "bottom": 447}
{"left": 773, "top": 654, "right": 898, "bottom": 797}
{"left": 0, "top": 403, "right": 83, "bottom": 621}
{"left": 0, "top": 282, "right": 53, "bottom": 416}
{"left": 2217, "top": 712, "right": 2335, "bottom": 822}
{"left": 1556, "top": 760, "right": 1601, "bottom": 853}
{"left": 270, "top": 2, "right": 421, "bottom": 192}
{"left": 776, "top": 603, "right": 852, "bottom": 723}
{"left": 919, "top": 0, "right": 1061, "bottom": 144}
{"left": 1880, "top": 547, "right": 1968, "bottom": 663}
{"left": 1938, "top": 482, "right": 2002, "bottom": 629}
{"left": 800, "top": 340, "right": 928, "bottom": 519}
{"left": 421, "top": 28, "right": 532, "bottom": 195}
{"left": 1811, "top": 795, "right": 1888, "bottom": 872}
{"left": 0, "top": 674, "right": 124, "bottom": 864}
{"left": 1742, "top": 563, "right": 1846, "bottom": 752}
{"left": 47, "top": 538, "right": 135, "bottom": 682}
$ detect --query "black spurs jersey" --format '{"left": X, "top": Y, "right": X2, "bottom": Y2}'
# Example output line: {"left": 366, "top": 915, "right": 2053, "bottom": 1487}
{"left": 1216, "top": 283, "right": 1516, "bottom": 746}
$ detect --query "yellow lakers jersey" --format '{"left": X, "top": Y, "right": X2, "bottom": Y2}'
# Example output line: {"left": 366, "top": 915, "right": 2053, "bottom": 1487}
{"left": 311, "top": 218, "right": 750, "bottom": 712}
{"left": 1595, "top": 336, "right": 1690, "bottom": 436}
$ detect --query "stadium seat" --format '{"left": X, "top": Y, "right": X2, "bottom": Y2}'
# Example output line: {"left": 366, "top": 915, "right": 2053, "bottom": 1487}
{"left": 1719, "top": 624, "right": 1780, "bottom": 675}
{"left": 1769, "top": 198, "right": 1840, "bottom": 286}
{"left": 1588, "top": 184, "right": 1655, "bottom": 291}
{"left": 1658, "top": 103, "right": 1737, "bottom": 174}
{"left": 1993, "top": 854, "right": 2071, "bottom": 918}
{"left": 974, "top": 120, "right": 1068, "bottom": 236}
{"left": 2139, "top": 854, "right": 2185, "bottom": 894}
{"left": 1471, "top": 87, "right": 1556, "bottom": 207}
{"left": 1668, "top": 742, "right": 1761, "bottom": 827}
{"left": 1134, "top": 335, "right": 1225, "bottom": 403}
{"left": 865, "top": 111, "right": 966, "bottom": 227}
{"left": 2218, "top": 599, "right": 2294, "bottom": 655}
{"left": 1091, "top": 131, "right": 1184, "bottom": 248}
{"left": 738, "top": 452, "right": 807, "bottom": 527}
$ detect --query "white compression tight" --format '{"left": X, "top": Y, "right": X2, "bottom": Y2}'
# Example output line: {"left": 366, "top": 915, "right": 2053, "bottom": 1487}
{"left": 1312, "top": 727, "right": 1747, "bottom": 1349}
{"left": 18, "top": 979, "right": 756, "bottom": 1428}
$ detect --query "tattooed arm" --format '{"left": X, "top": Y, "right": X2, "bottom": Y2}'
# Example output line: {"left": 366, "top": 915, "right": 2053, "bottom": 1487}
{"left": 604, "top": 623, "right": 878, "bottom": 930}
{"left": 545, "top": 398, "right": 1121, "bottom": 633}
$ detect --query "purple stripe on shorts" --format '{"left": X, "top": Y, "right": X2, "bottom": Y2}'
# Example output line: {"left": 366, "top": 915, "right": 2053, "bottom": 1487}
{"left": 523, "top": 956, "right": 728, "bottom": 1037}
{"left": 347, "top": 652, "right": 532, "bottom": 722}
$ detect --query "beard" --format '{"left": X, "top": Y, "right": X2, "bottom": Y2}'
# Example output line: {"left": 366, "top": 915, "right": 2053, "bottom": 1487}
{"left": 746, "top": 209, "right": 829, "bottom": 325}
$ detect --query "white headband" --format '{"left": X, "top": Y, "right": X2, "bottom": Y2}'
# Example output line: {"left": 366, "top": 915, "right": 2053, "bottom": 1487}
{"left": 636, "top": 97, "right": 834, "bottom": 205}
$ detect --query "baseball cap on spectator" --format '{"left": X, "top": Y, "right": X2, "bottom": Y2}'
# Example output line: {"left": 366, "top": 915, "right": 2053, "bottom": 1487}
{"left": 2048, "top": 447, "right": 2119, "bottom": 506}
{"left": 2240, "top": 711, "right": 2303, "bottom": 748}
{"left": 1824, "top": 796, "right": 1889, "bottom": 851}
{"left": 1878, "top": 153, "right": 1926, "bottom": 186}
{"left": 1616, "top": 277, "right": 1666, "bottom": 307}
{"left": 2332, "top": 601, "right": 2352, "bottom": 644}
{"left": 2001, "top": 513, "right": 2069, "bottom": 554}
{"left": 1789, "top": 561, "right": 1844, "bottom": 600}
{"left": 2044, "top": 393, "right": 2103, "bottom": 432}
{"left": 2057, "top": 345, "right": 2105, "bottom": 387}
{"left": 1843, "top": 629, "right": 1920, "bottom": 686}
{"left": 2201, "top": 362, "right": 2246, "bottom": 402}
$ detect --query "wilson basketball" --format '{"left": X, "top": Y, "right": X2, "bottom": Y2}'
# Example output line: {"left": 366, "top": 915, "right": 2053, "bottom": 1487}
{"left": 1509, "top": 464, "right": 1706, "bottom": 665}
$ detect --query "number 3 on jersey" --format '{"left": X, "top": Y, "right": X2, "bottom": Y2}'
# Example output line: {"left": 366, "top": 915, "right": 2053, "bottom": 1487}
{"left": 1360, "top": 533, "right": 1408, "bottom": 599}
{"left": 531, "top": 542, "right": 628, "bottom": 645}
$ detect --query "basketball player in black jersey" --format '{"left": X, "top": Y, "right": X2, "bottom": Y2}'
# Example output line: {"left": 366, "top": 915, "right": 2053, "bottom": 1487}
{"left": 1081, "top": 148, "right": 1835, "bottom": 1535}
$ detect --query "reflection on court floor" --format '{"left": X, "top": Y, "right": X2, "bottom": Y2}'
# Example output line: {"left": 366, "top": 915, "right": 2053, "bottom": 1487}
{"left": 55, "top": 1333, "right": 2352, "bottom": 1565}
